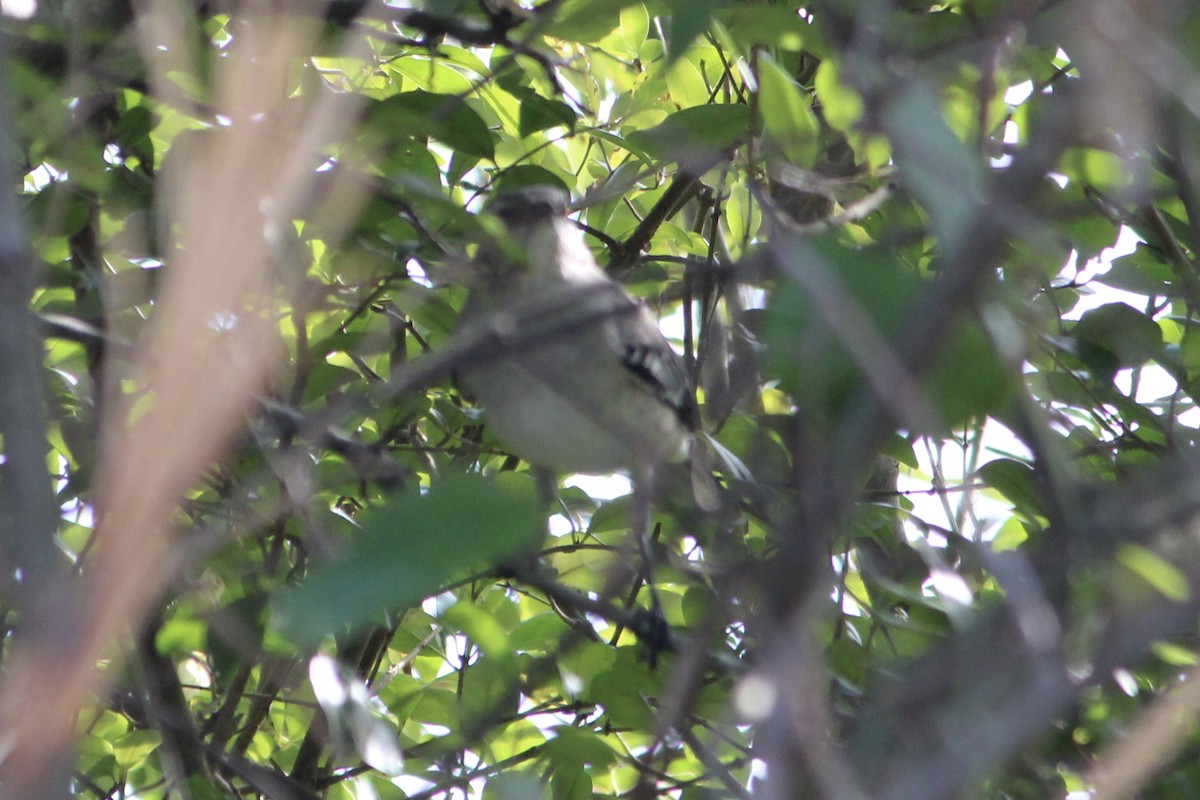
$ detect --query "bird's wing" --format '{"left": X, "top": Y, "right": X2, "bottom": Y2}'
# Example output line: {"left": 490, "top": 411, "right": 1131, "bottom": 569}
{"left": 616, "top": 304, "right": 701, "bottom": 431}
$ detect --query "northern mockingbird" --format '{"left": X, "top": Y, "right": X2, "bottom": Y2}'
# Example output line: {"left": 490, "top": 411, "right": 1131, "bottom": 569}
{"left": 456, "top": 186, "right": 716, "bottom": 508}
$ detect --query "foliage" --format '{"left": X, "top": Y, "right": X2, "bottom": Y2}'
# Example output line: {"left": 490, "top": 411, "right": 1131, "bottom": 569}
{"left": 4, "top": 0, "right": 1200, "bottom": 799}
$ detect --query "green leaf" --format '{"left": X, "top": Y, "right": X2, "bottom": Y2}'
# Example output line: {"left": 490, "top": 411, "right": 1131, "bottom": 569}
{"left": 716, "top": 6, "right": 807, "bottom": 50}
{"left": 881, "top": 433, "right": 920, "bottom": 469}
{"left": 154, "top": 614, "right": 207, "bottom": 657}
{"left": 374, "top": 91, "right": 495, "bottom": 160}
{"left": 1100, "top": 244, "right": 1176, "bottom": 297}
{"left": 545, "top": 0, "right": 641, "bottom": 42}
{"left": 23, "top": 180, "right": 92, "bottom": 237}
{"left": 517, "top": 93, "right": 578, "bottom": 138}
{"left": 1117, "top": 544, "right": 1191, "bottom": 602}
{"left": 626, "top": 104, "right": 749, "bottom": 170}
{"left": 1060, "top": 147, "right": 1134, "bottom": 190}
{"left": 112, "top": 730, "right": 162, "bottom": 769}
{"left": 551, "top": 765, "right": 592, "bottom": 800}
{"left": 274, "top": 472, "right": 543, "bottom": 646}
{"left": 681, "top": 585, "right": 712, "bottom": 627}
{"left": 584, "top": 647, "right": 659, "bottom": 728}
{"left": 763, "top": 236, "right": 918, "bottom": 420}
{"left": 758, "top": 54, "right": 820, "bottom": 167}
{"left": 543, "top": 726, "right": 618, "bottom": 768}
{"left": 927, "top": 317, "right": 1015, "bottom": 426}
{"left": 302, "top": 364, "right": 361, "bottom": 404}
{"left": 483, "top": 772, "right": 549, "bottom": 800}
{"left": 495, "top": 165, "right": 571, "bottom": 194}
{"left": 509, "top": 613, "right": 572, "bottom": 653}
{"left": 880, "top": 79, "right": 985, "bottom": 253}
{"left": 664, "top": 57, "right": 711, "bottom": 109}
{"left": 990, "top": 517, "right": 1030, "bottom": 552}
{"left": 814, "top": 59, "right": 864, "bottom": 131}
{"left": 661, "top": 0, "right": 716, "bottom": 64}
{"left": 406, "top": 688, "right": 461, "bottom": 729}
{"left": 380, "top": 138, "right": 443, "bottom": 186}
{"left": 386, "top": 55, "right": 476, "bottom": 94}
{"left": 1152, "top": 641, "right": 1200, "bottom": 666}
{"left": 977, "top": 459, "right": 1046, "bottom": 519}
{"left": 460, "top": 654, "right": 521, "bottom": 717}
{"left": 444, "top": 601, "right": 517, "bottom": 677}
{"left": 1071, "top": 303, "right": 1163, "bottom": 373}
{"left": 619, "top": 3, "right": 650, "bottom": 53}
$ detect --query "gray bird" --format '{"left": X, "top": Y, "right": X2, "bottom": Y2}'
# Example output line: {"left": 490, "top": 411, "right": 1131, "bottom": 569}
{"left": 456, "top": 186, "right": 716, "bottom": 508}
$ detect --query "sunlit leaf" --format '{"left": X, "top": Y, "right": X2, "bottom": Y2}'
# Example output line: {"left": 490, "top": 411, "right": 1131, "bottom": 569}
{"left": 758, "top": 54, "right": 820, "bottom": 167}
{"left": 1117, "top": 545, "right": 1191, "bottom": 602}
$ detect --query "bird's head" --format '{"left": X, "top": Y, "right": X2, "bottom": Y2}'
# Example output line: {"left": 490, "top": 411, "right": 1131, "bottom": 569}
{"left": 488, "top": 185, "right": 570, "bottom": 229}
{"left": 476, "top": 185, "right": 574, "bottom": 284}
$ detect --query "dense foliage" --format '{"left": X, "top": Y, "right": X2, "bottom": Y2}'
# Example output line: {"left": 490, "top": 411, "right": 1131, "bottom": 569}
{"left": 5, "top": 0, "right": 1200, "bottom": 798}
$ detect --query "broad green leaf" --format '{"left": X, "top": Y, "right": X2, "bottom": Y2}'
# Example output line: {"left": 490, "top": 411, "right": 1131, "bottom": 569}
{"left": 927, "top": 317, "right": 1015, "bottom": 426}
{"left": 716, "top": 6, "right": 807, "bottom": 50}
{"left": 626, "top": 104, "right": 749, "bottom": 170}
{"left": 1100, "top": 244, "right": 1175, "bottom": 297}
{"left": 460, "top": 654, "right": 521, "bottom": 717}
{"left": 814, "top": 59, "right": 864, "bottom": 131}
{"left": 765, "top": 232, "right": 1012, "bottom": 427}
{"left": 546, "top": 0, "right": 640, "bottom": 42}
{"left": 584, "top": 647, "right": 660, "bottom": 728}
{"left": 373, "top": 91, "right": 495, "bottom": 160}
{"left": 1060, "top": 147, "right": 1135, "bottom": 190}
{"left": 483, "top": 772, "right": 550, "bottom": 800}
{"left": 517, "top": 93, "right": 578, "bottom": 138}
{"left": 154, "top": 614, "right": 207, "bottom": 656}
{"left": 301, "top": 363, "right": 361, "bottom": 403}
{"left": 1152, "top": 641, "right": 1200, "bottom": 666}
{"left": 509, "top": 613, "right": 572, "bottom": 653}
{"left": 763, "top": 236, "right": 917, "bottom": 419}
{"left": 274, "top": 472, "right": 543, "bottom": 645}
{"left": 386, "top": 56, "right": 475, "bottom": 94}
{"left": 443, "top": 601, "right": 517, "bottom": 677}
{"left": 77, "top": 733, "right": 115, "bottom": 761}
{"left": 112, "top": 730, "right": 162, "bottom": 769}
{"left": 494, "top": 165, "right": 571, "bottom": 194}
{"left": 544, "top": 726, "right": 618, "bottom": 768}
{"left": 881, "top": 433, "right": 920, "bottom": 469}
{"left": 664, "top": 56, "right": 711, "bottom": 109}
{"left": 660, "top": 0, "right": 716, "bottom": 64}
{"left": 380, "top": 138, "right": 443, "bottom": 186}
{"left": 406, "top": 688, "right": 461, "bottom": 729}
{"left": 551, "top": 765, "right": 592, "bottom": 800}
{"left": 1117, "top": 544, "right": 1191, "bottom": 602}
{"left": 1071, "top": 303, "right": 1164, "bottom": 373}
{"left": 990, "top": 517, "right": 1030, "bottom": 552}
{"left": 1180, "top": 326, "right": 1200, "bottom": 376}
{"left": 977, "top": 459, "right": 1046, "bottom": 519}
{"left": 620, "top": 3, "right": 650, "bottom": 53}
{"left": 880, "top": 79, "right": 985, "bottom": 253}
{"left": 758, "top": 54, "right": 820, "bottom": 167}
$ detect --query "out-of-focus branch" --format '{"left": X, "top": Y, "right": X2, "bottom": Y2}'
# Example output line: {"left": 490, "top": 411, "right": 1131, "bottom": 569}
{"left": 0, "top": 3, "right": 380, "bottom": 793}
{"left": 0, "top": 38, "right": 63, "bottom": 613}
{"left": 0, "top": 32, "right": 77, "bottom": 800}
{"left": 750, "top": 14, "right": 1084, "bottom": 794}
{"left": 846, "top": 452, "right": 1200, "bottom": 800}
{"left": 1085, "top": 664, "right": 1200, "bottom": 800}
